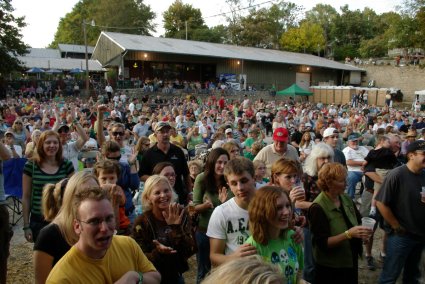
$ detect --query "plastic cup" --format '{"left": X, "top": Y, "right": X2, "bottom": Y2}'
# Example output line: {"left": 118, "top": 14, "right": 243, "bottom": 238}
{"left": 361, "top": 217, "right": 376, "bottom": 230}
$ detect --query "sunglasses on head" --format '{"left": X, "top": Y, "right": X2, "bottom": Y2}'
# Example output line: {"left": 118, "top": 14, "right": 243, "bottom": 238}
{"left": 112, "top": 131, "right": 124, "bottom": 137}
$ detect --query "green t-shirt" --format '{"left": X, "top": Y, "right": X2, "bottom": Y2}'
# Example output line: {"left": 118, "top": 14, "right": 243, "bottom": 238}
{"left": 245, "top": 230, "right": 304, "bottom": 284}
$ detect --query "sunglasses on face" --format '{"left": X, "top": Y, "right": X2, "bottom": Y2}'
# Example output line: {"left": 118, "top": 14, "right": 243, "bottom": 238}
{"left": 58, "top": 129, "right": 69, "bottom": 134}
{"left": 111, "top": 132, "right": 124, "bottom": 137}
{"left": 107, "top": 155, "right": 121, "bottom": 161}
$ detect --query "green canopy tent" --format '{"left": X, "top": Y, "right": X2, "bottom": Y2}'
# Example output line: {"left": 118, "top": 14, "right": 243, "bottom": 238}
{"left": 276, "top": 83, "right": 313, "bottom": 101}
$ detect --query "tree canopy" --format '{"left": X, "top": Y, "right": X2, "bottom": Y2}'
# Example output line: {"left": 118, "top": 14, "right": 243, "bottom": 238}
{"left": 50, "top": 0, "right": 155, "bottom": 47}
{"left": 0, "top": 0, "right": 28, "bottom": 73}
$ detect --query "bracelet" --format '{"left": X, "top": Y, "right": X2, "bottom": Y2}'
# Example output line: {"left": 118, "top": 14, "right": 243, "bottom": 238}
{"left": 137, "top": 271, "right": 143, "bottom": 284}
{"left": 344, "top": 230, "right": 352, "bottom": 239}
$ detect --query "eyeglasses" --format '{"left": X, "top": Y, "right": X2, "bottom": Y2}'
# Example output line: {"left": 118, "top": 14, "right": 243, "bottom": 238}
{"left": 77, "top": 215, "right": 115, "bottom": 227}
{"left": 107, "top": 155, "right": 121, "bottom": 161}
{"left": 144, "top": 143, "right": 150, "bottom": 146}
{"left": 111, "top": 131, "right": 124, "bottom": 137}
{"left": 230, "top": 149, "right": 239, "bottom": 153}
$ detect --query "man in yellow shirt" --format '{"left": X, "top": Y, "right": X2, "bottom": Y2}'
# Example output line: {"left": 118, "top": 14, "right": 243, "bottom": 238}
{"left": 46, "top": 187, "right": 161, "bottom": 284}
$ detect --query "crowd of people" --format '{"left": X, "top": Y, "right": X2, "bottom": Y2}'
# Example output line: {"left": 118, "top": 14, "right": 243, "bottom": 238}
{"left": 0, "top": 89, "right": 424, "bottom": 284}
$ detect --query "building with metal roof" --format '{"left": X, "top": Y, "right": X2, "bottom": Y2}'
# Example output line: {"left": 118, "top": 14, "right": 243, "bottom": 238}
{"left": 16, "top": 46, "right": 104, "bottom": 72}
{"left": 92, "top": 31, "right": 364, "bottom": 90}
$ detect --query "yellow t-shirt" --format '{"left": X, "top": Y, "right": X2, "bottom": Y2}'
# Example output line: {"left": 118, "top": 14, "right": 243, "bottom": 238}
{"left": 46, "top": 235, "right": 156, "bottom": 284}
{"left": 170, "top": 134, "right": 185, "bottom": 148}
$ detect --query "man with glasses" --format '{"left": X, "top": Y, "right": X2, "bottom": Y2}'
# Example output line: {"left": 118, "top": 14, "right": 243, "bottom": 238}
{"left": 342, "top": 133, "right": 369, "bottom": 199}
{"left": 323, "top": 127, "right": 346, "bottom": 167}
{"left": 254, "top": 127, "right": 299, "bottom": 177}
{"left": 376, "top": 140, "right": 425, "bottom": 283}
{"left": 96, "top": 105, "right": 132, "bottom": 164}
{"left": 139, "top": 122, "right": 191, "bottom": 205}
{"left": 46, "top": 187, "right": 161, "bottom": 283}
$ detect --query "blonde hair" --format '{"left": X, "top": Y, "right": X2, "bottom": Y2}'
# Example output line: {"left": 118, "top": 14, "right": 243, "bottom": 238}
{"left": 52, "top": 171, "right": 99, "bottom": 245}
{"left": 42, "top": 178, "right": 69, "bottom": 222}
{"left": 141, "top": 175, "right": 172, "bottom": 212}
{"left": 202, "top": 255, "right": 284, "bottom": 284}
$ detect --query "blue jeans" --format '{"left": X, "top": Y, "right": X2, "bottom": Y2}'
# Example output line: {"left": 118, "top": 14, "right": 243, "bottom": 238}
{"left": 195, "top": 231, "right": 211, "bottom": 284}
{"left": 303, "top": 227, "right": 315, "bottom": 283}
{"left": 379, "top": 233, "right": 425, "bottom": 284}
{"left": 346, "top": 171, "right": 363, "bottom": 199}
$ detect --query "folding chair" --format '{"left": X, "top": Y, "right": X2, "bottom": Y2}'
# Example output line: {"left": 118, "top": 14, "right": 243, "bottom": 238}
{"left": 4, "top": 158, "right": 26, "bottom": 226}
{"left": 5, "top": 194, "right": 22, "bottom": 226}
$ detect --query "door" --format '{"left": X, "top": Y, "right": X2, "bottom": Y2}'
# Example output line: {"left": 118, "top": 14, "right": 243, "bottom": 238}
{"left": 296, "top": 72, "right": 310, "bottom": 90}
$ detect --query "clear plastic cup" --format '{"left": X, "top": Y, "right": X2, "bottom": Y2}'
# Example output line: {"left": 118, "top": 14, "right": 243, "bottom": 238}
{"left": 361, "top": 217, "right": 376, "bottom": 230}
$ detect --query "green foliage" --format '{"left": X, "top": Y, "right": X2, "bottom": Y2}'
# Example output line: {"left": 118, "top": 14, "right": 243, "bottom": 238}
{"left": 280, "top": 21, "right": 326, "bottom": 54}
{"left": 227, "top": 1, "right": 302, "bottom": 48}
{"left": 359, "top": 35, "right": 388, "bottom": 58}
{"left": 50, "top": 0, "right": 155, "bottom": 47}
{"left": 163, "top": 0, "right": 206, "bottom": 39}
{"left": 0, "top": 0, "right": 29, "bottom": 74}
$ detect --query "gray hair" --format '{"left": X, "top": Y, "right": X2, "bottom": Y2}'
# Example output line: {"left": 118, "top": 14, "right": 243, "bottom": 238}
{"left": 303, "top": 142, "right": 334, "bottom": 176}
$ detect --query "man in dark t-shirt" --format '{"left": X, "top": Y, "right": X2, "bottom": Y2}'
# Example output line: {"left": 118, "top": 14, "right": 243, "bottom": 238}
{"left": 139, "top": 122, "right": 191, "bottom": 204}
{"left": 375, "top": 140, "right": 425, "bottom": 283}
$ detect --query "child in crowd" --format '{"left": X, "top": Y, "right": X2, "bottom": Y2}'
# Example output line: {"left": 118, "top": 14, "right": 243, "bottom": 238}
{"left": 93, "top": 160, "right": 130, "bottom": 235}
{"left": 253, "top": 160, "right": 269, "bottom": 189}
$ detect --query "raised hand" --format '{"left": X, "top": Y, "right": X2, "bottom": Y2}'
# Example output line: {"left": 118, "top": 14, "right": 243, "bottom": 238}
{"left": 162, "top": 202, "right": 184, "bottom": 225}
{"left": 218, "top": 186, "right": 228, "bottom": 203}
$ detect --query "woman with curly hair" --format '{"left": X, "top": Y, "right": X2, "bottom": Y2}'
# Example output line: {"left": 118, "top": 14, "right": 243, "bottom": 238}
{"left": 245, "top": 186, "right": 303, "bottom": 283}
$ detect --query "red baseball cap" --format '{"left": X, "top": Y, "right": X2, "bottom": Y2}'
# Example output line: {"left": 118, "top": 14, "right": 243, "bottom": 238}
{"left": 273, "top": 127, "right": 289, "bottom": 142}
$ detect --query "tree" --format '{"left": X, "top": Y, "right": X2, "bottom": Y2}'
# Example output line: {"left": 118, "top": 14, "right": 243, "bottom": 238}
{"left": 163, "top": 0, "right": 206, "bottom": 39}
{"left": 50, "top": 0, "right": 156, "bottom": 47}
{"left": 280, "top": 21, "right": 326, "bottom": 54}
{"left": 229, "top": 1, "right": 302, "bottom": 48}
{"left": 305, "top": 4, "right": 338, "bottom": 56}
{"left": 0, "top": 0, "right": 29, "bottom": 73}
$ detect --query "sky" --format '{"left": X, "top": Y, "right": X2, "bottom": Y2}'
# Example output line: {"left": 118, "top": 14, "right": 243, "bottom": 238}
{"left": 12, "top": 0, "right": 402, "bottom": 48}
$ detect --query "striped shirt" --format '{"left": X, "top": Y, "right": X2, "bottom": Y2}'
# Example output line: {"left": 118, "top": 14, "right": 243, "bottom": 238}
{"left": 23, "top": 160, "right": 74, "bottom": 215}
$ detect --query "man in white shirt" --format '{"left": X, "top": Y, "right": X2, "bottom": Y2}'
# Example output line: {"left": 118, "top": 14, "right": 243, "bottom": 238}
{"left": 254, "top": 127, "right": 299, "bottom": 177}
{"left": 105, "top": 83, "right": 113, "bottom": 102}
{"left": 342, "top": 133, "right": 369, "bottom": 199}
{"left": 133, "top": 116, "right": 149, "bottom": 140}
{"left": 54, "top": 121, "right": 89, "bottom": 172}
{"left": 4, "top": 130, "right": 22, "bottom": 158}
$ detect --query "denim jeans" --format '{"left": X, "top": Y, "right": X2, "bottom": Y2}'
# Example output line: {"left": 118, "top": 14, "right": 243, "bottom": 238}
{"left": 303, "top": 227, "right": 315, "bottom": 283}
{"left": 346, "top": 171, "right": 363, "bottom": 199}
{"left": 379, "top": 233, "right": 425, "bottom": 284}
{"left": 195, "top": 231, "right": 211, "bottom": 284}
